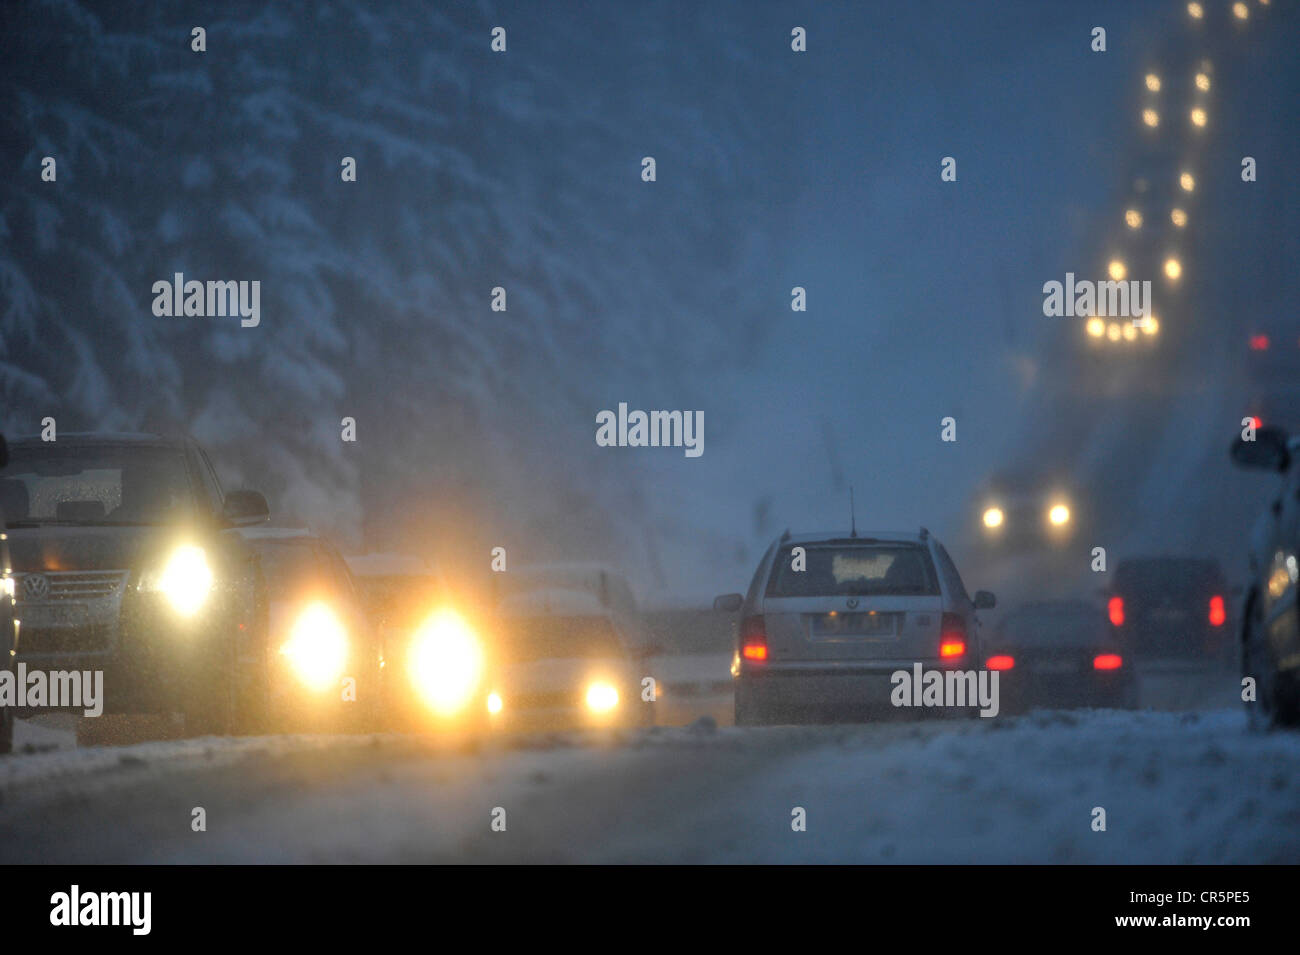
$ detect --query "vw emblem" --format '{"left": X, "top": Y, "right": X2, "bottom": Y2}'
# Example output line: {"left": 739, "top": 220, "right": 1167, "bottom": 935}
{"left": 21, "top": 573, "right": 50, "bottom": 601}
{"left": 846, "top": 597, "right": 859, "bottom": 610}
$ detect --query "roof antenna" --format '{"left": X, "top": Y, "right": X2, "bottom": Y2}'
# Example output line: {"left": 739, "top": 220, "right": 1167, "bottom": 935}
{"left": 849, "top": 485, "right": 858, "bottom": 538}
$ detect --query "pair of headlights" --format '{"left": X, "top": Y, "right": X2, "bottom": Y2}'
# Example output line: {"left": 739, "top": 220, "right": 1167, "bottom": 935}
{"left": 981, "top": 504, "right": 1071, "bottom": 530}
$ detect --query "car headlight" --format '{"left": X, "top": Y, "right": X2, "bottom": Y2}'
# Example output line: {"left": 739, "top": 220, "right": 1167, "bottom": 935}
{"left": 982, "top": 507, "right": 1004, "bottom": 529}
{"left": 1048, "top": 503, "right": 1071, "bottom": 526}
{"left": 486, "top": 692, "right": 503, "bottom": 715}
{"left": 409, "top": 609, "right": 484, "bottom": 715}
{"left": 280, "top": 602, "right": 349, "bottom": 691}
{"left": 585, "top": 681, "right": 619, "bottom": 713}
{"left": 141, "top": 544, "right": 214, "bottom": 616}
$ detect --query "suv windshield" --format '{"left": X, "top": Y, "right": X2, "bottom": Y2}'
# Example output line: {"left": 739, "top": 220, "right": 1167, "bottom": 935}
{"left": 1114, "top": 559, "right": 1224, "bottom": 600}
{"left": 766, "top": 542, "right": 940, "bottom": 597}
{"left": 1, "top": 445, "right": 194, "bottom": 525}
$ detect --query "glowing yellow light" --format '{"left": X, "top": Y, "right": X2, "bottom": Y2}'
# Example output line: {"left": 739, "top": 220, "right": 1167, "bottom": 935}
{"left": 1125, "top": 209, "right": 1142, "bottom": 229}
{"left": 585, "top": 682, "right": 620, "bottom": 713}
{"left": 1107, "top": 323, "right": 1122, "bottom": 342}
{"left": 1142, "top": 316, "right": 1159, "bottom": 336}
{"left": 1086, "top": 317, "right": 1106, "bottom": 338}
{"left": 1164, "top": 257, "right": 1183, "bottom": 280}
{"left": 1144, "top": 74, "right": 1161, "bottom": 92}
{"left": 1108, "top": 259, "right": 1127, "bottom": 281}
{"left": 1142, "top": 109, "right": 1159, "bottom": 128}
{"left": 158, "top": 545, "right": 213, "bottom": 617}
{"left": 1179, "top": 172, "right": 1195, "bottom": 192}
{"left": 1048, "top": 504, "right": 1071, "bottom": 527}
{"left": 1233, "top": 2, "right": 1248, "bottom": 19}
{"left": 280, "top": 602, "right": 349, "bottom": 691}
{"left": 1195, "top": 73, "right": 1211, "bottom": 91}
{"left": 1190, "top": 108, "right": 1207, "bottom": 128}
{"left": 410, "top": 609, "right": 484, "bottom": 715}
{"left": 1123, "top": 323, "right": 1138, "bottom": 342}
{"left": 1171, "top": 208, "right": 1187, "bottom": 227}
{"left": 487, "top": 692, "right": 503, "bottom": 714}
{"left": 1187, "top": 2, "right": 1203, "bottom": 17}
{"left": 982, "top": 507, "right": 1004, "bottom": 529}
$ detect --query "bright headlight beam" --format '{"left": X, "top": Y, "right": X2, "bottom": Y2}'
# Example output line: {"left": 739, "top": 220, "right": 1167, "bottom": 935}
{"left": 585, "top": 682, "right": 619, "bottom": 713}
{"left": 410, "top": 609, "right": 484, "bottom": 715}
{"left": 281, "top": 602, "right": 349, "bottom": 691}
{"left": 982, "top": 507, "right": 1004, "bottom": 529}
{"left": 1048, "top": 504, "right": 1071, "bottom": 526}
{"left": 158, "top": 544, "right": 213, "bottom": 616}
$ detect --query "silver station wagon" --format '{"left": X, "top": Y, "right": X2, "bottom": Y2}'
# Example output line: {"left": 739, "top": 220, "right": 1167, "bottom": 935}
{"left": 716, "top": 529, "right": 995, "bottom": 725}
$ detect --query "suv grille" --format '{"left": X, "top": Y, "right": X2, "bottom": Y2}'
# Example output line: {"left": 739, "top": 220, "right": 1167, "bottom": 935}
{"left": 19, "top": 570, "right": 126, "bottom": 600}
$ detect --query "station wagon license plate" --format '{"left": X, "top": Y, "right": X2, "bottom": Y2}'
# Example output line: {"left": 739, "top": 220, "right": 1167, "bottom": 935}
{"left": 810, "top": 612, "right": 898, "bottom": 638}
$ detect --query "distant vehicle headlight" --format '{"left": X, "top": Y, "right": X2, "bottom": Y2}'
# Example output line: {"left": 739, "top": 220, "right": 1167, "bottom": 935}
{"left": 585, "top": 682, "right": 619, "bottom": 713}
{"left": 1048, "top": 504, "right": 1071, "bottom": 526}
{"left": 982, "top": 507, "right": 1004, "bottom": 529}
{"left": 486, "top": 692, "right": 503, "bottom": 715}
{"left": 147, "top": 544, "right": 214, "bottom": 617}
{"left": 281, "top": 602, "right": 349, "bottom": 691}
{"left": 409, "top": 609, "right": 484, "bottom": 715}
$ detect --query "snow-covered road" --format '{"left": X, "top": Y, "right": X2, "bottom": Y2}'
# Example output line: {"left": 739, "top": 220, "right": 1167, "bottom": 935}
{"left": 2, "top": 706, "right": 1297, "bottom": 864}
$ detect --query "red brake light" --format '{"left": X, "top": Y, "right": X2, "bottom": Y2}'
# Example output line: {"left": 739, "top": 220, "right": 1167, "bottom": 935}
{"left": 1209, "top": 595, "right": 1226, "bottom": 627}
{"left": 1249, "top": 334, "right": 1271, "bottom": 351}
{"left": 1093, "top": 653, "right": 1123, "bottom": 670}
{"left": 986, "top": 654, "right": 1015, "bottom": 671}
{"left": 939, "top": 613, "right": 966, "bottom": 659}
{"left": 740, "top": 615, "right": 767, "bottom": 662}
{"left": 1108, "top": 595, "right": 1125, "bottom": 627}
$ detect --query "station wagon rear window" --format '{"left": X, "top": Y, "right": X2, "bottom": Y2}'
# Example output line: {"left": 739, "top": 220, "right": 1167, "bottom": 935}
{"left": 765, "top": 543, "right": 940, "bottom": 598}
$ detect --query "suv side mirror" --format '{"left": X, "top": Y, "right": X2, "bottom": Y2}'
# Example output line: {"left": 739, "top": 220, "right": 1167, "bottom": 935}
{"left": 973, "top": 590, "right": 996, "bottom": 610}
{"left": 222, "top": 489, "right": 270, "bottom": 526}
{"left": 1231, "top": 427, "right": 1290, "bottom": 472}
{"left": 713, "top": 593, "right": 743, "bottom": 613}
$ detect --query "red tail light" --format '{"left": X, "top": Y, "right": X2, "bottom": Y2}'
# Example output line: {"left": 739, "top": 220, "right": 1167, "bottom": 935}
{"left": 740, "top": 615, "right": 767, "bottom": 662}
{"left": 1108, "top": 595, "right": 1125, "bottom": 627}
{"left": 986, "top": 654, "right": 1015, "bottom": 671}
{"left": 939, "top": 613, "right": 966, "bottom": 659}
{"left": 1208, "top": 594, "right": 1226, "bottom": 627}
{"left": 1093, "top": 653, "right": 1123, "bottom": 670}
{"left": 1249, "top": 334, "right": 1271, "bottom": 351}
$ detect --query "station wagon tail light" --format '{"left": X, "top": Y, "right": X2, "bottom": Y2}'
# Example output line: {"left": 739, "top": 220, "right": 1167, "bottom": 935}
{"left": 1108, "top": 595, "right": 1125, "bottom": 627}
{"left": 1208, "top": 595, "right": 1226, "bottom": 627}
{"left": 740, "top": 615, "right": 767, "bottom": 662}
{"left": 986, "top": 654, "right": 1015, "bottom": 671}
{"left": 1093, "top": 653, "right": 1123, "bottom": 670}
{"left": 939, "top": 614, "right": 966, "bottom": 658}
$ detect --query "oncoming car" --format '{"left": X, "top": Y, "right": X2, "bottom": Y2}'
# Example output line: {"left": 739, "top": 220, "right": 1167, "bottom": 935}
{"left": 240, "top": 528, "right": 381, "bottom": 731}
{"left": 718, "top": 529, "right": 995, "bottom": 725}
{"left": 972, "top": 469, "right": 1080, "bottom": 553}
{"left": 483, "top": 583, "right": 655, "bottom": 731}
{"left": 0, "top": 432, "right": 269, "bottom": 735}
{"left": 982, "top": 600, "right": 1137, "bottom": 713}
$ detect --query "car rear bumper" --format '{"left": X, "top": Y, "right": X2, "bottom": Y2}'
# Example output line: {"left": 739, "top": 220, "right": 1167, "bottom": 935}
{"left": 736, "top": 660, "right": 963, "bottom": 717}
{"left": 996, "top": 669, "right": 1136, "bottom": 710}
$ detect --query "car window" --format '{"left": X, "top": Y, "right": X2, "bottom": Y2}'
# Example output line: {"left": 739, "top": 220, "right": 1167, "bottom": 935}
{"left": 3, "top": 445, "right": 195, "bottom": 525}
{"left": 934, "top": 543, "right": 972, "bottom": 604}
{"left": 765, "top": 543, "right": 940, "bottom": 598}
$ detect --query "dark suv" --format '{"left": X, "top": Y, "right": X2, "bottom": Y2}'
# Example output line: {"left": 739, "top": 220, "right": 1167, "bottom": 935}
{"left": 0, "top": 432, "right": 269, "bottom": 735}
{"left": 1103, "top": 557, "right": 1232, "bottom": 664}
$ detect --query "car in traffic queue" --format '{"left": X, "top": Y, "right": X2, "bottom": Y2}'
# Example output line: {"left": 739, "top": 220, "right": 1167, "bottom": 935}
{"left": 719, "top": 528, "right": 995, "bottom": 725}
{"left": 982, "top": 600, "right": 1138, "bottom": 713}
{"left": 0, "top": 432, "right": 269, "bottom": 735}
{"left": 1231, "top": 425, "right": 1300, "bottom": 728}
{"left": 1102, "top": 556, "right": 1233, "bottom": 666}
{"left": 479, "top": 565, "right": 657, "bottom": 731}
{"left": 344, "top": 552, "right": 491, "bottom": 730}
{"left": 239, "top": 528, "right": 382, "bottom": 731}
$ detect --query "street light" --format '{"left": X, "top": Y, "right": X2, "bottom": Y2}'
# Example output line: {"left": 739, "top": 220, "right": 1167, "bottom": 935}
{"left": 1190, "top": 108, "right": 1207, "bottom": 128}
{"left": 1171, "top": 208, "right": 1187, "bottom": 227}
{"left": 1145, "top": 74, "right": 1161, "bottom": 92}
{"left": 1125, "top": 209, "right": 1142, "bottom": 229}
{"left": 1142, "top": 109, "right": 1159, "bottom": 128}
{"left": 1179, "top": 172, "right": 1195, "bottom": 192}
{"left": 1164, "top": 257, "right": 1183, "bottom": 281}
